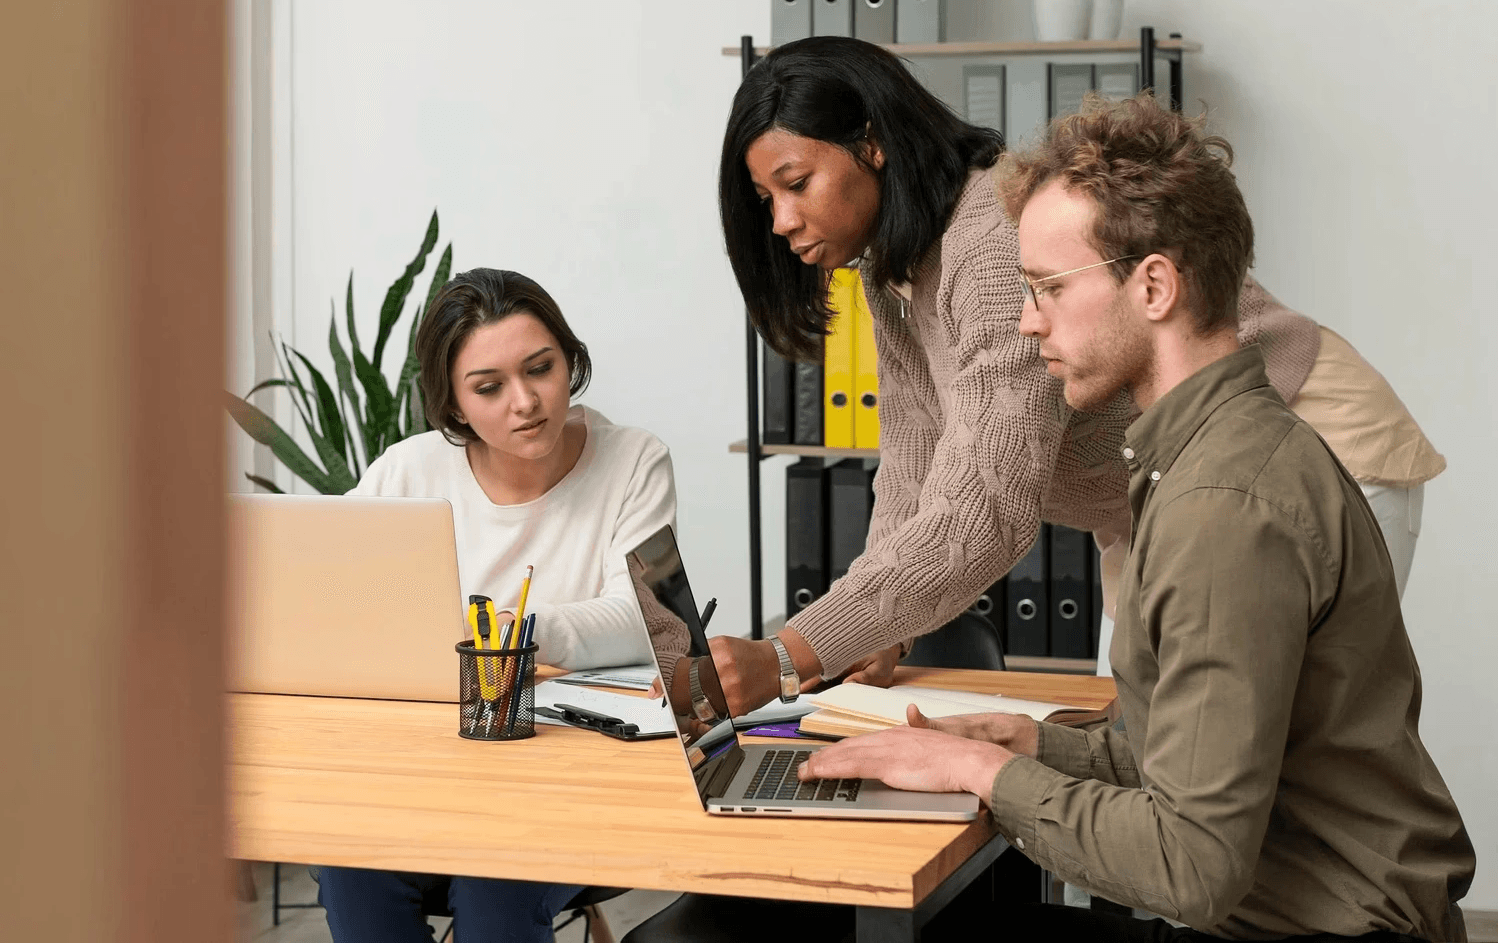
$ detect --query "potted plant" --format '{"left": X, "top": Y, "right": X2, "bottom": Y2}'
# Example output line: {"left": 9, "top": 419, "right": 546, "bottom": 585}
{"left": 226, "top": 211, "right": 452, "bottom": 494}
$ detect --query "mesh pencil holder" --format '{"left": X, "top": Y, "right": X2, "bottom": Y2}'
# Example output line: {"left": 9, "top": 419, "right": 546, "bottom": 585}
{"left": 455, "top": 641, "right": 538, "bottom": 741}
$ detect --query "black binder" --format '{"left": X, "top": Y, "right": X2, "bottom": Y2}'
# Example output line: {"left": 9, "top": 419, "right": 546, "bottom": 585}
{"left": 828, "top": 458, "right": 878, "bottom": 584}
{"left": 786, "top": 458, "right": 829, "bottom": 617}
{"left": 1006, "top": 525, "right": 1049, "bottom": 656}
{"left": 762, "top": 339, "right": 793, "bottom": 445}
{"left": 793, "top": 358, "right": 823, "bottom": 445}
{"left": 1048, "top": 525, "right": 1092, "bottom": 658}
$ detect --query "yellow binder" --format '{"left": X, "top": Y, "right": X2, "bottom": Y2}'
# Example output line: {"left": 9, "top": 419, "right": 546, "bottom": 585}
{"left": 851, "top": 271, "right": 880, "bottom": 449}
{"left": 823, "top": 269, "right": 857, "bottom": 448}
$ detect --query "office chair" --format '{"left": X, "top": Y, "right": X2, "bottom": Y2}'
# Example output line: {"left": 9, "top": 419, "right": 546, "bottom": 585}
{"left": 432, "top": 886, "right": 626, "bottom": 943}
{"left": 901, "top": 610, "right": 1007, "bottom": 671}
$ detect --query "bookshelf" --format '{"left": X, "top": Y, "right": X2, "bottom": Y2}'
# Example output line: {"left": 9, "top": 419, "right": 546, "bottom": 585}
{"left": 731, "top": 30, "right": 1193, "bottom": 674}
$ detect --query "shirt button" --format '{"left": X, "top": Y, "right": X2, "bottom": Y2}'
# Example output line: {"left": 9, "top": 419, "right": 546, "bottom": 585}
{"left": 1014, "top": 837, "right": 1026, "bottom": 850}
{"left": 1122, "top": 447, "right": 1135, "bottom": 460}
{"left": 1150, "top": 470, "right": 1161, "bottom": 481}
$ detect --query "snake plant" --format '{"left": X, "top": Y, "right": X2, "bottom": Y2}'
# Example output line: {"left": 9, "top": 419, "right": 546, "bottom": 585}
{"left": 226, "top": 210, "right": 452, "bottom": 494}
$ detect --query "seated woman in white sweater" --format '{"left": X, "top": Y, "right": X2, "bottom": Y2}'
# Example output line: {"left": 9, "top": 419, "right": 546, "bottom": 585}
{"left": 319, "top": 267, "right": 676, "bottom": 943}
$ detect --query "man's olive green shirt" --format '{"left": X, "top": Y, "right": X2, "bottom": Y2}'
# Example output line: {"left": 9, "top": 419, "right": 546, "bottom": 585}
{"left": 988, "top": 348, "right": 1474, "bottom": 941}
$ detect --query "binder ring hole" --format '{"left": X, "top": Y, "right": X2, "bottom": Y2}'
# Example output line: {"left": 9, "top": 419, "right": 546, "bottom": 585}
{"left": 830, "top": 392, "right": 848, "bottom": 408}
{"left": 860, "top": 393, "right": 877, "bottom": 408}
{"left": 971, "top": 594, "right": 994, "bottom": 617}
{"left": 793, "top": 588, "right": 815, "bottom": 606}
{"left": 1058, "top": 599, "right": 1079, "bottom": 620}
{"left": 1016, "top": 599, "right": 1037, "bottom": 620}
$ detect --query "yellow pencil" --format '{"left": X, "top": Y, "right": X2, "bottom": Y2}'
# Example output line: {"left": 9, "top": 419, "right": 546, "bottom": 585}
{"left": 513, "top": 565, "right": 534, "bottom": 632}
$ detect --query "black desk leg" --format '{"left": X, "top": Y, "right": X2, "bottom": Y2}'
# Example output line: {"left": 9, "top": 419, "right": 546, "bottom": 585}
{"left": 854, "top": 832, "right": 1012, "bottom": 942}
{"left": 856, "top": 906, "right": 917, "bottom": 943}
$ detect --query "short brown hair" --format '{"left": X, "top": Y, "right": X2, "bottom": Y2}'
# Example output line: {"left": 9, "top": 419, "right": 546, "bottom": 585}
{"left": 416, "top": 268, "right": 592, "bottom": 445}
{"left": 997, "top": 93, "right": 1252, "bottom": 333}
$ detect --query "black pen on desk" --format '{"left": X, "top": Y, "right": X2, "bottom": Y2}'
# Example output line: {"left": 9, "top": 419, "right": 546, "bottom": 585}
{"left": 699, "top": 598, "right": 718, "bottom": 632}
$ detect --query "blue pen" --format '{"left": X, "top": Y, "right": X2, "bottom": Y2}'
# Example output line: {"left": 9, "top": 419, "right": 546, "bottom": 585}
{"left": 521, "top": 612, "right": 536, "bottom": 648}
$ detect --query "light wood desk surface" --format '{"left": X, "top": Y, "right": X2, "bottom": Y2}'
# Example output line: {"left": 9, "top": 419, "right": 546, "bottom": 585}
{"left": 228, "top": 666, "right": 1116, "bottom": 910}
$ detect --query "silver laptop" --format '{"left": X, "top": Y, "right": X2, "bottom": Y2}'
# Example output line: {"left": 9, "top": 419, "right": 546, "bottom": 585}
{"left": 626, "top": 525, "right": 979, "bottom": 822}
{"left": 227, "top": 493, "right": 467, "bottom": 701}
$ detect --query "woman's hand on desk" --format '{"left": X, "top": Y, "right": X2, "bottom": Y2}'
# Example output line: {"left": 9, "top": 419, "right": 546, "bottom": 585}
{"left": 837, "top": 644, "right": 902, "bottom": 688}
{"left": 909, "top": 706, "right": 1039, "bottom": 758}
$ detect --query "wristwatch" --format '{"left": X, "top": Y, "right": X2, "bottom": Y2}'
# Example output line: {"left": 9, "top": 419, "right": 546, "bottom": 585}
{"left": 688, "top": 658, "right": 720, "bottom": 723}
{"left": 769, "top": 636, "right": 799, "bottom": 703}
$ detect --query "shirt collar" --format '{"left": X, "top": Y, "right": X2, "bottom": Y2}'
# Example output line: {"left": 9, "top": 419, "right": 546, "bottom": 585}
{"left": 1122, "top": 345, "right": 1274, "bottom": 481}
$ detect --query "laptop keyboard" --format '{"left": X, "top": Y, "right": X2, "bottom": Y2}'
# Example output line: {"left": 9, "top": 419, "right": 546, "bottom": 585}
{"left": 744, "top": 749, "right": 861, "bottom": 803}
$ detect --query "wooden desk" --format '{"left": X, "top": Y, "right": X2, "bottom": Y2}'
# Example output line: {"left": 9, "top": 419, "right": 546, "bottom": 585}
{"left": 228, "top": 666, "right": 1115, "bottom": 940}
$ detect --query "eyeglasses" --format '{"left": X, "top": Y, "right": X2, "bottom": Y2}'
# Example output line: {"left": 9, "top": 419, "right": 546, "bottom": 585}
{"left": 1019, "top": 257, "right": 1139, "bottom": 309}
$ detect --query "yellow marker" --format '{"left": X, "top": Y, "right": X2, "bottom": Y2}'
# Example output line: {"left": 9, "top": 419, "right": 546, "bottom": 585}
{"left": 513, "top": 565, "right": 535, "bottom": 629}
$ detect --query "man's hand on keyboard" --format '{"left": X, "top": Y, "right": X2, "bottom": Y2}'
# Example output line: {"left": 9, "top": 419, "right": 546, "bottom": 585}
{"left": 798, "top": 704, "right": 1019, "bottom": 797}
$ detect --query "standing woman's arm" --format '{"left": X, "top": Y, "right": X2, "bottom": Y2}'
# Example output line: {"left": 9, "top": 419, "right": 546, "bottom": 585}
{"left": 786, "top": 228, "right": 1070, "bottom": 680}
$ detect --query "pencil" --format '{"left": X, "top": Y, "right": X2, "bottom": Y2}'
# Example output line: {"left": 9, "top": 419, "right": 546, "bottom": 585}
{"left": 513, "top": 565, "right": 534, "bottom": 627}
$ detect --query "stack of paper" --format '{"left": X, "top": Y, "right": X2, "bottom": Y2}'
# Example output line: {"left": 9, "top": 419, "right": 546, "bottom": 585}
{"left": 799, "top": 683, "right": 1098, "bottom": 739}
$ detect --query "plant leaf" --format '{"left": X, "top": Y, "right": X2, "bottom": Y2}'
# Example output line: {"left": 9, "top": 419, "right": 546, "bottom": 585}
{"left": 272, "top": 337, "right": 316, "bottom": 432}
{"left": 344, "top": 271, "right": 360, "bottom": 355}
{"left": 288, "top": 349, "right": 359, "bottom": 494}
{"left": 353, "top": 342, "right": 395, "bottom": 458}
{"left": 224, "top": 392, "right": 334, "bottom": 493}
{"left": 423, "top": 241, "right": 453, "bottom": 316}
{"left": 373, "top": 210, "right": 439, "bottom": 370}
{"left": 385, "top": 339, "right": 424, "bottom": 444}
{"left": 244, "top": 473, "right": 284, "bottom": 494}
{"left": 246, "top": 377, "right": 294, "bottom": 398}
{"left": 328, "top": 307, "right": 367, "bottom": 475}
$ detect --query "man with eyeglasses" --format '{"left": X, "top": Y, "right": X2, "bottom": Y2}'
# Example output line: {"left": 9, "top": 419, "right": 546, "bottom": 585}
{"left": 800, "top": 94, "right": 1474, "bottom": 943}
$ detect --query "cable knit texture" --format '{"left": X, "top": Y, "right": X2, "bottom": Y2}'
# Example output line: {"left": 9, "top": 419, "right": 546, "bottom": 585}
{"left": 787, "top": 168, "right": 1323, "bottom": 677}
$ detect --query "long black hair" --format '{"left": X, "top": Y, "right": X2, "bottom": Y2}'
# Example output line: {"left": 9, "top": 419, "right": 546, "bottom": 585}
{"left": 719, "top": 37, "right": 1004, "bottom": 359}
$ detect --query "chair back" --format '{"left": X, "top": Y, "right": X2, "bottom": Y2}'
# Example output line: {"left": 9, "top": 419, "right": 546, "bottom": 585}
{"left": 902, "top": 611, "right": 1007, "bottom": 671}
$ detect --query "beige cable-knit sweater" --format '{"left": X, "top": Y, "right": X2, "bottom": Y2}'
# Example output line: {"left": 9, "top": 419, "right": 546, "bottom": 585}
{"left": 787, "top": 168, "right": 1322, "bottom": 677}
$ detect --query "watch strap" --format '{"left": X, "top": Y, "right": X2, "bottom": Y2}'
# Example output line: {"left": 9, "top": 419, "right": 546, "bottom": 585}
{"left": 769, "top": 636, "right": 799, "bottom": 703}
{"left": 688, "top": 658, "right": 719, "bottom": 723}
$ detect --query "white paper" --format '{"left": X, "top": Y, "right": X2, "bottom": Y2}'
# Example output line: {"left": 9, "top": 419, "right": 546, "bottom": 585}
{"left": 551, "top": 664, "right": 658, "bottom": 691}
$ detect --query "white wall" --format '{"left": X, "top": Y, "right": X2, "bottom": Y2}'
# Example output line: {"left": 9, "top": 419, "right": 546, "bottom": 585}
{"left": 252, "top": 0, "right": 774, "bottom": 643}
{"left": 233, "top": 0, "right": 1495, "bottom": 909}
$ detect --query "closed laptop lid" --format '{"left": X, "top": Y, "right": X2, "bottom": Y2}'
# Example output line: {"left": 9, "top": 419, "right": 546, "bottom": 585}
{"left": 226, "top": 493, "right": 466, "bottom": 701}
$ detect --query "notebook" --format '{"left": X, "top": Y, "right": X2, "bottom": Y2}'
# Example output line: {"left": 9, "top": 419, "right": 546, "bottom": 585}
{"left": 624, "top": 524, "right": 979, "bottom": 822}
{"left": 799, "top": 683, "right": 1105, "bottom": 739}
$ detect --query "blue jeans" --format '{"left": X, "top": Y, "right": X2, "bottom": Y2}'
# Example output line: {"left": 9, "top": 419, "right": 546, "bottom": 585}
{"left": 318, "top": 866, "right": 584, "bottom": 943}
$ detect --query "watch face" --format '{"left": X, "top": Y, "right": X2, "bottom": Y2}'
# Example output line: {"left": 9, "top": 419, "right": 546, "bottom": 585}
{"left": 779, "top": 674, "right": 799, "bottom": 701}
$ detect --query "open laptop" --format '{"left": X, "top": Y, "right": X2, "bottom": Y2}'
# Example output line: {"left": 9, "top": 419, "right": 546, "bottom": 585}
{"left": 227, "top": 493, "right": 466, "bottom": 701}
{"left": 626, "top": 524, "right": 980, "bottom": 822}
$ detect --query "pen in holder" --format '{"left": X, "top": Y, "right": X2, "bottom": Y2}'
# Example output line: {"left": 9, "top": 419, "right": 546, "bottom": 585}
{"left": 455, "top": 640, "right": 538, "bottom": 741}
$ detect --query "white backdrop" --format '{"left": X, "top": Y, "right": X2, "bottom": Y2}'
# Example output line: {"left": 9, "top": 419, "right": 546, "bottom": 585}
{"left": 228, "top": 0, "right": 1495, "bottom": 907}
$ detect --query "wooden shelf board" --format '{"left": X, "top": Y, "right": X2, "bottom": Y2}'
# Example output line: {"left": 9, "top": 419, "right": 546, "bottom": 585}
{"left": 723, "top": 39, "right": 1200, "bottom": 58}
{"left": 730, "top": 439, "right": 880, "bottom": 460}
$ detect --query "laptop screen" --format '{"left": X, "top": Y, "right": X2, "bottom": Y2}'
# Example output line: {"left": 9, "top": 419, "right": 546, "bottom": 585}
{"left": 624, "top": 525, "right": 738, "bottom": 792}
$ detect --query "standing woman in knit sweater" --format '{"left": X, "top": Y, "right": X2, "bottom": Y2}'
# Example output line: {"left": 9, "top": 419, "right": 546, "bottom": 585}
{"left": 705, "top": 37, "right": 1445, "bottom": 713}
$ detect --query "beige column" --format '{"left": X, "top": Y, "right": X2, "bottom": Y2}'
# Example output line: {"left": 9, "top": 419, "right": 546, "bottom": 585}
{"left": 0, "top": 2, "right": 231, "bottom": 941}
